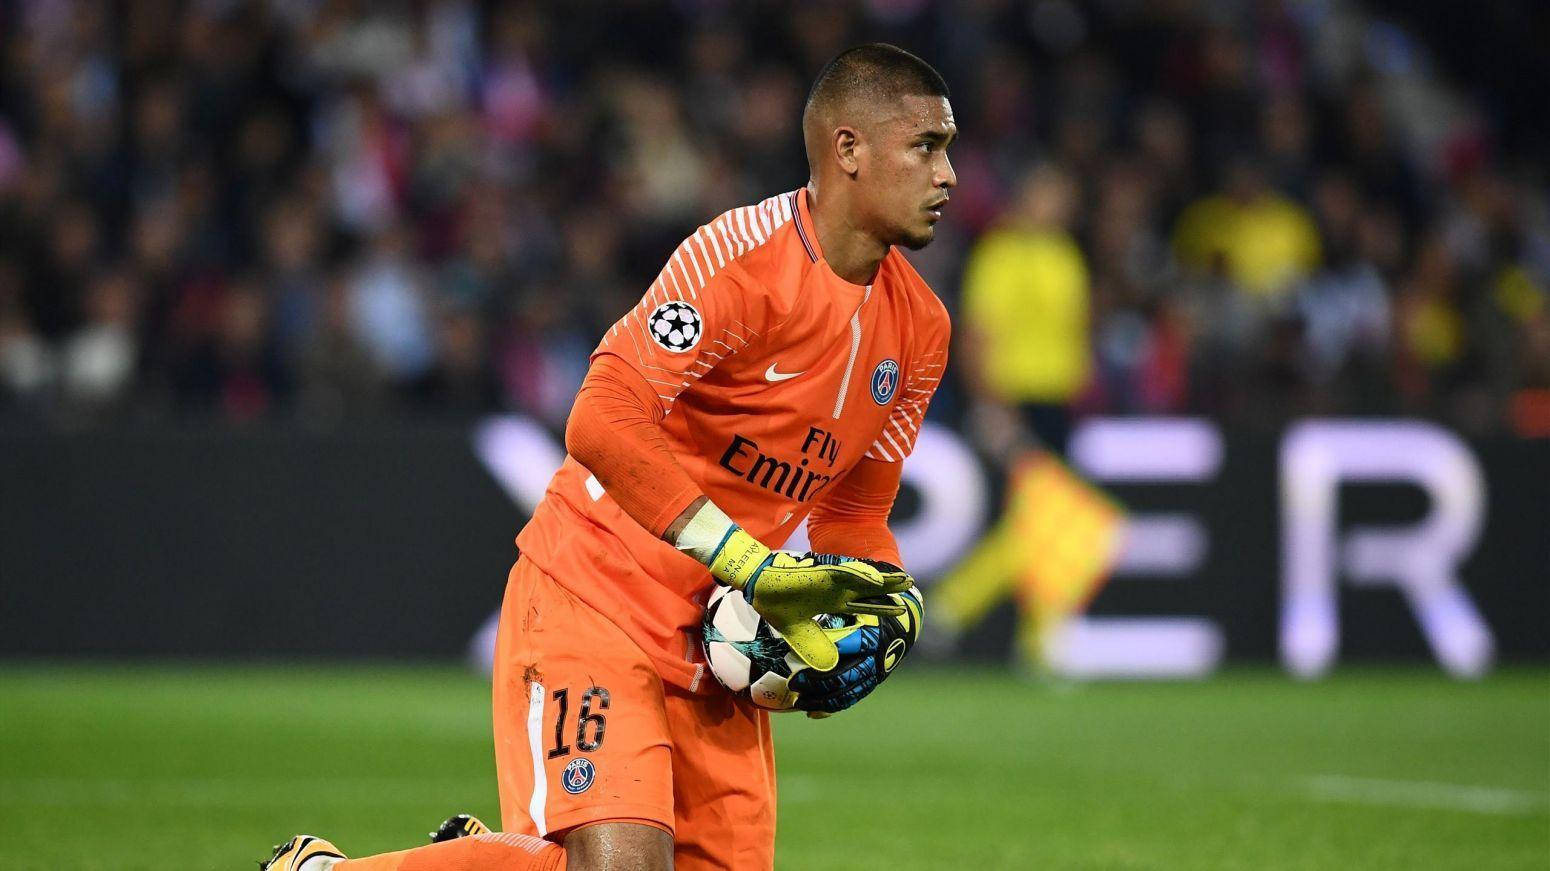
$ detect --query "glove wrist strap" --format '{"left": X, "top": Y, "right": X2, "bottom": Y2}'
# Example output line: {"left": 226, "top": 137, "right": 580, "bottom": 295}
{"left": 672, "top": 500, "right": 769, "bottom": 590}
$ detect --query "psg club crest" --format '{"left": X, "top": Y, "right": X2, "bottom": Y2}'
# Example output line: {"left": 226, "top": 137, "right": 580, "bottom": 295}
{"left": 561, "top": 758, "right": 596, "bottom": 795}
{"left": 647, "top": 301, "right": 702, "bottom": 353}
{"left": 870, "top": 359, "right": 900, "bottom": 405}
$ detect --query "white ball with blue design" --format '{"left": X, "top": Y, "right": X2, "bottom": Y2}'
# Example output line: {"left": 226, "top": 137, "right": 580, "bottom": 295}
{"left": 701, "top": 585, "right": 859, "bottom": 711}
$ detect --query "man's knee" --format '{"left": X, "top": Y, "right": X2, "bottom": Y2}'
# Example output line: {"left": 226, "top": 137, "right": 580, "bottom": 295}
{"left": 562, "top": 821, "right": 674, "bottom": 871}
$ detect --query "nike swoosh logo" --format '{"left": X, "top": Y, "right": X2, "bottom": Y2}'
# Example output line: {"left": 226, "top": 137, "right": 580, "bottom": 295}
{"left": 765, "top": 364, "right": 804, "bottom": 382}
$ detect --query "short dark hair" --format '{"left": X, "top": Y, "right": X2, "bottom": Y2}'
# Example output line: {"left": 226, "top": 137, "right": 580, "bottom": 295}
{"left": 804, "top": 43, "right": 949, "bottom": 118}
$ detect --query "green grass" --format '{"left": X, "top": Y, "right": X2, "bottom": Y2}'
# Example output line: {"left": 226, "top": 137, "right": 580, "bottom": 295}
{"left": 1, "top": 664, "right": 1546, "bottom": 870}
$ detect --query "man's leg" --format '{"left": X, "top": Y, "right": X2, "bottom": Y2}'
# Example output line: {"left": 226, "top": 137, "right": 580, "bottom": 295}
{"left": 490, "top": 558, "right": 677, "bottom": 839}
{"left": 563, "top": 823, "right": 673, "bottom": 869}
{"left": 332, "top": 824, "right": 672, "bottom": 871}
{"left": 331, "top": 832, "right": 564, "bottom": 871}
{"left": 666, "top": 688, "right": 777, "bottom": 871}
{"left": 280, "top": 558, "right": 680, "bottom": 871}
{"left": 276, "top": 822, "right": 669, "bottom": 871}
{"left": 264, "top": 832, "right": 567, "bottom": 871}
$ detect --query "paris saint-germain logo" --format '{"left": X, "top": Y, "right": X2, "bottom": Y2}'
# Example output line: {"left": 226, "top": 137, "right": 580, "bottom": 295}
{"left": 870, "top": 359, "right": 900, "bottom": 405}
{"left": 561, "top": 758, "right": 596, "bottom": 794}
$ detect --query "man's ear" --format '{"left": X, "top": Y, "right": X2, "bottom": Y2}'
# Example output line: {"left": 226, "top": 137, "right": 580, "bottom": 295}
{"left": 834, "top": 127, "right": 860, "bottom": 176}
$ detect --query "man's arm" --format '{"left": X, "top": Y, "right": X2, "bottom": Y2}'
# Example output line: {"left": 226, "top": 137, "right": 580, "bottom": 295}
{"left": 565, "top": 353, "right": 911, "bottom": 671}
{"left": 663, "top": 496, "right": 709, "bottom": 543}
{"left": 806, "top": 293, "right": 952, "bottom": 567}
{"left": 564, "top": 353, "right": 712, "bottom": 544}
{"left": 805, "top": 457, "right": 905, "bottom": 567}
{"left": 788, "top": 301, "right": 949, "bottom": 712}
{"left": 564, "top": 353, "right": 705, "bottom": 541}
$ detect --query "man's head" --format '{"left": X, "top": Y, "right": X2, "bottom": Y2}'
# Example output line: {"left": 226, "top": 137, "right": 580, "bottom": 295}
{"left": 803, "top": 44, "right": 957, "bottom": 250}
{"left": 1014, "top": 163, "right": 1077, "bottom": 230}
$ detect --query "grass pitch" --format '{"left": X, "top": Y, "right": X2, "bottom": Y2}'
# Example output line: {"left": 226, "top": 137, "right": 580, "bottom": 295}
{"left": 0, "top": 664, "right": 1545, "bottom": 870}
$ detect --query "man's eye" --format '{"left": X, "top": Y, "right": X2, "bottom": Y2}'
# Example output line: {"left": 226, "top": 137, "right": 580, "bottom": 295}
{"left": 917, "top": 141, "right": 934, "bottom": 152}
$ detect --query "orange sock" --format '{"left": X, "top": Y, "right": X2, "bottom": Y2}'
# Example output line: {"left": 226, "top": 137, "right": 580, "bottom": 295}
{"left": 336, "top": 833, "right": 564, "bottom": 871}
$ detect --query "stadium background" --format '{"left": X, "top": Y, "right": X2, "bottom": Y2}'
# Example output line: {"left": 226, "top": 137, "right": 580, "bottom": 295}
{"left": 1, "top": 0, "right": 1546, "bottom": 868}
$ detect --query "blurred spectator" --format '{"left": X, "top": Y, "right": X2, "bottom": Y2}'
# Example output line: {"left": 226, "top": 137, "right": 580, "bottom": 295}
{"left": 346, "top": 223, "right": 435, "bottom": 386}
{"left": 610, "top": 74, "right": 708, "bottom": 224}
{"left": 1294, "top": 173, "right": 1392, "bottom": 402}
{"left": 960, "top": 163, "right": 1088, "bottom": 454}
{"left": 1396, "top": 231, "right": 1468, "bottom": 409}
{"left": 1259, "top": 95, "right": 1314, "bottom": 199}
{"left": 0, "top": 259, "right": 53, "bottom": 406}
{"left": 1172, "top": 157, "right": 1321, "bottom": 303}
{"left": 320, "top": 86, "right": 409, "bottom": 234}
{"left": 172, "top": 275, "right": 288, "bottom": 422}
{"left": 1086, "top": 160, "right": 1188, "bottom": 415}
{"left": 296, "top": 270, "right": 384, "bottom": 424}
{"left": 1133, "top": 99, "right": 1196, "bottom": 225}
{"left": 0, "top": 0, "right": 1542, "bottom": 436}
{"left": 497, "top": 287, "right": 592, "bottom": 428}
{"left": 411, "top": 307, "right": 498, "bottom": 416}
{"left": 60, "top": 267, "right": 141, "bottom": 413}
{"left": 33, "top": 199, "right": 102, "bottom": 339}
{"left": 261, "top": 195, "right": 329, "bottom": 358}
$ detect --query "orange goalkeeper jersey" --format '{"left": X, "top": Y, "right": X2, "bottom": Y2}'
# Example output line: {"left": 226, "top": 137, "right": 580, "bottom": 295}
{"left": 516, "top": 188, "right": 950, "bottom": 692}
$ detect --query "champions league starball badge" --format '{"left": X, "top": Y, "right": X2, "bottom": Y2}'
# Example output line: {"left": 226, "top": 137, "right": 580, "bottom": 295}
{"left": 647, "top": 301, "right": 703, "bottom": 352}
{"left": 561, "top": 758, "right": 596, "bottom": 794}
{"left": 870, "top": 359, "right": 900, "bottom": 404}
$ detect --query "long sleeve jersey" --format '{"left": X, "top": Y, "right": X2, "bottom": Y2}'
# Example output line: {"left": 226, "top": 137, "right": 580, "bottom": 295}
{"left": 516, "top": 187, "right": 950, "bottom": 692}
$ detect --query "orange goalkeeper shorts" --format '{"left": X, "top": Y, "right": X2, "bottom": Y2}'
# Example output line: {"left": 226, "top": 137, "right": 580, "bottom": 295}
{"left": 491, "top": 557, "right": 777, "bottom": 871}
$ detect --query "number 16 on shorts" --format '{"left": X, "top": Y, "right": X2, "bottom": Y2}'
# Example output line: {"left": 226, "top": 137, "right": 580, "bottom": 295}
{"left": 548, "top": 686, "right": 608, "bottom": 794}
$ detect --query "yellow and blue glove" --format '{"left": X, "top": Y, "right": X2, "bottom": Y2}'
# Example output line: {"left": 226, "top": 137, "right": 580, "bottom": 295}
{"left": 677, "top": 502, "right": 915, "bottom": 671}
{"left": 790, "top": 583, "right": 923, "bottom": 715}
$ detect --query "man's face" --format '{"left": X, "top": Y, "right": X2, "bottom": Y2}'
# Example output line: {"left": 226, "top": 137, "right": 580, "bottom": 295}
{"left": 859, "top": 95, "right": 958, "bottom": 250}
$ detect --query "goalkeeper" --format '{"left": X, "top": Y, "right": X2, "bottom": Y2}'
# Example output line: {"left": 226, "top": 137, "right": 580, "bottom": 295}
{"left": 265, "top": 42, "right": 955, "bottom": 871}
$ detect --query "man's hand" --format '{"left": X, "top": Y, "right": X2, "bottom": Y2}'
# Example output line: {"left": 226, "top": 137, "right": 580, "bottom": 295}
{"left": 671, "top": 498, "right": 914, "bottom": 670}
{"left": 706, "top": 529, "right": 914, "bottom": 670}
{"left": 790, "top": 586, "right": 924, "bottom": 715}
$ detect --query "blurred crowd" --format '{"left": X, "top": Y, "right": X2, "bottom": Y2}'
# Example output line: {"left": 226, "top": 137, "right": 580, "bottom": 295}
{"left": 1, "top": 0, "right": 1546, "bottom": 436}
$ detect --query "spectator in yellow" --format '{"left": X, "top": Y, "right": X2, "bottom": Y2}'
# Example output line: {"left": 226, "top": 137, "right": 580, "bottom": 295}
{"left": 961, "top": 163, "right": 1089, "bottom": 454}
{"left": 1173, "top": 157, "right": 1321, "bottom": 300}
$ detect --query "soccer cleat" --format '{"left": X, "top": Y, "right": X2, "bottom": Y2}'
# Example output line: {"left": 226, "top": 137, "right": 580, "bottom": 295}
{"left": 261, "top": 835, "right": 346, "bottom": 871}
{"left": 430, "top": 812, "right": 492, "bottom": 842}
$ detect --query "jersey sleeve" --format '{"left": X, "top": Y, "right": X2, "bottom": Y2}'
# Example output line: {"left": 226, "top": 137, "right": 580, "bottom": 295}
{"left": 805, "top": 456, "right": 905, "bottom": 567}
{"left": 592, "top": 201, "right": 791, "bottom": 414}
{"left": 864, "top": 304, "right": 950, "bottom": 463}
{"left": 565, "top": 354, "right": 705, "bottom": 537}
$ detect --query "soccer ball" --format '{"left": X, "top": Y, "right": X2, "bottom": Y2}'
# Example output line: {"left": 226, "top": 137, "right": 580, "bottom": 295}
{"left": 700, "top": 585, "right": 856, "bottom": 711}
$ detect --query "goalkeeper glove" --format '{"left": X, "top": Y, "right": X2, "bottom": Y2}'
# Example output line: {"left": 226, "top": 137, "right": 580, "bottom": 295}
{"left": 790, "top": 585, "right": 924, "bottom": 715}
{"left": 675, "top": 501, "right": 914, "bottom": 671}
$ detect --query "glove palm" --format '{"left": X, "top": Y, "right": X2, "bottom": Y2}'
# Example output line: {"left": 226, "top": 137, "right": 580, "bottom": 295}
{"left": 707, "top": 530, "right": 914, "bottom": 671}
